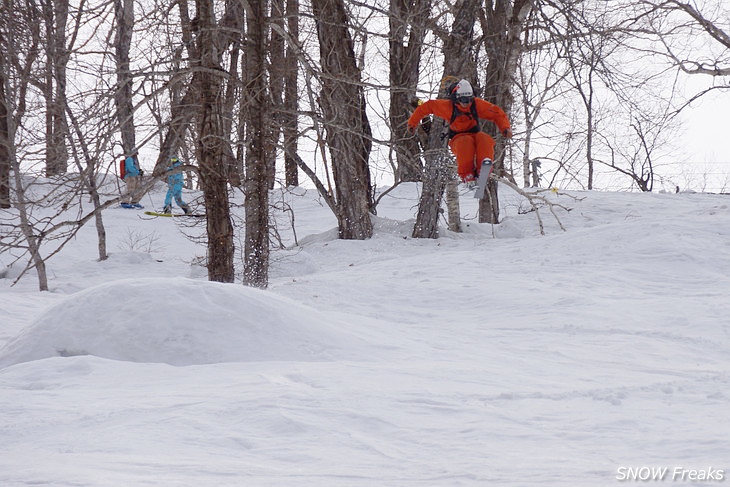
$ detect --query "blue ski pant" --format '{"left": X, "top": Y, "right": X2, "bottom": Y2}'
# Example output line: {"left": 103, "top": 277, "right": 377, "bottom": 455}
{"left": 164, "top": 182, "right": 187, "bottom": 208}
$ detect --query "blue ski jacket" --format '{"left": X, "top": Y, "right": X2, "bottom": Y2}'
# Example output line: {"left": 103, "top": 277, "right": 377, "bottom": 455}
{"left": 124, "top": 156, "right": 141, "bottom": 178}
{"left": 167, "top": 160, "right": 184, "bottom": 188}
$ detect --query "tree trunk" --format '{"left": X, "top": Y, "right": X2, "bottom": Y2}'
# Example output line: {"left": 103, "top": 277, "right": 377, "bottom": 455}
{"left": 479, "top": 0, "right": 534, "bottom": 223}
{"left": 412, "top": 0, "right": 478, "bottom": 238}
{"left": 233, "top": 50, "right": 247, "bottom": 186}
{"left": 113, "top": 0, "right": 136, "bottom": 159}
{"left": 389, "top": 0, "right": 431, "bottom": 182}
{"left": 267, "top": 0, "right": 285, "bottom": 190}
{"left": 570, "top": 47, "right": 598, "bottom": 191}
{"left": 0, "top": 39, "right": 10, "bottom": 209}
{"left": 217, "top": 0, "right": 244, "bottom": 188}
{"left": 222, "top": 43, "right": 242, "bottom": 187}
{"left": 243, "top": 0, "right": 271, "bottom": 288}
{"left": 444, "top": 178, "right": 461, "bottom": 232}
{"left": 311, "top": 0, "right": 373, "bottom": 240}
{"left": 42, "top": 0, "right": 69, "bottom": 176}
{"left": 196, "top": 0, "right": 234, "bottom": 283}
{"left": 282, "top": 0, "right": 299, "bottom": 187}
{"left": 412, "top": 145, "right": 451, "bottom": 239}
{"left": 10, "top": 158, "right": 49, "bottom": 290}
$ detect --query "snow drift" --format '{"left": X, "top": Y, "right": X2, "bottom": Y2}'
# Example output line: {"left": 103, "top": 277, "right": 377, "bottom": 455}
{"left": 0, "top": 277, "right": 364, "bottom": 368}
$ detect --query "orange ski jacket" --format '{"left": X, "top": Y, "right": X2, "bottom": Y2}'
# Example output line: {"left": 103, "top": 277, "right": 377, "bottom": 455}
{"left": 407, "top": 98, "right": 511, "bottom": 138}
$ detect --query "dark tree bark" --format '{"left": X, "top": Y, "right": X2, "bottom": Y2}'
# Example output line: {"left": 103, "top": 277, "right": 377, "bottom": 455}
{"left": 311, "top": 0, "right": 373, "bottom": 240}
{"left": 196, "top": 0, "right": 235, "bottom": 283}
{"left": 267, "top": 0, "right": 285, "bottom": 190}
{"left": 389, "top": 0, "right": 431, "bottom": 182}
{"left": 0, "top": 34, "right": 9, "bottom": 208}
{"left": 282, "top": 0, "right": 299, "bottom": 187}
{"left": 479, "top": 0, "right": 534, "bottom": 223}
{"left": 220, "top": 0, "right": 244, "bottom": 187}
{"left": 243, "top": 0, "right": 272, "bottom": 288}
{"left": 222, "top": 43, "right": 242, "bottom": 187}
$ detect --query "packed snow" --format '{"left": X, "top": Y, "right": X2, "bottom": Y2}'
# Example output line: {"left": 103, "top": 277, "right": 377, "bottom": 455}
{"left": 1, "top": 181, "right": 729, "bottom": 486}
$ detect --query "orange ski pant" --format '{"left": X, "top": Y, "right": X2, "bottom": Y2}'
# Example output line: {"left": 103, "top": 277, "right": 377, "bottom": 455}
{"left": 448, "top": 131, "right": 495, "bottom": 179}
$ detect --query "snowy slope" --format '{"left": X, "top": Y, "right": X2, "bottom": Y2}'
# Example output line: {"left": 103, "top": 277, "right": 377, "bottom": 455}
{"left": 1, "top": 183, "right": 728, "bottom": 486}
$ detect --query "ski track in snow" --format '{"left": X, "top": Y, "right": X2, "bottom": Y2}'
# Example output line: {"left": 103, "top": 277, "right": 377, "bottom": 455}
{"left": 1, "top": 182, "right": 729, "bottom": 486}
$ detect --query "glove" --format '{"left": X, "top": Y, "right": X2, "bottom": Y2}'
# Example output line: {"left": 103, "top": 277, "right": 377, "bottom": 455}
{"left": 502, "top": 128, "right": 512, "bottom": 138}
{"left": 139, "top": 169, "right": 145, "bottom": 177}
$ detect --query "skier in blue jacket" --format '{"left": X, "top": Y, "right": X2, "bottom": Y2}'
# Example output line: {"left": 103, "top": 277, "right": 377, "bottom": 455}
{"left": 122, "top": 149, "right": 143, "bottom": 208}
{"left": 162, "top": 156, "right": 190, "bottom": 214}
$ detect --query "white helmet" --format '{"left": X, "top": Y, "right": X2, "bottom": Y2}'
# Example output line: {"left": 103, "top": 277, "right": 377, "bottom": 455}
{"left": 454, "top": 79, "right": 473, "bottom": 97}
{"left": 453, "top": 79, "right": 474, "bottom": 105}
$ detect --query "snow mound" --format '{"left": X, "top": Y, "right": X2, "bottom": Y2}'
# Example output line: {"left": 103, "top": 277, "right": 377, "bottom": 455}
{"left": 0, "top": 277, "right": 364, "bottom": 368}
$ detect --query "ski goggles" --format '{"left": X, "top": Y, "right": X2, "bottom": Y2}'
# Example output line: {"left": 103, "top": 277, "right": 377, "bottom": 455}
{"left": 456, "top": 96, "right": 474, "bottom": 105}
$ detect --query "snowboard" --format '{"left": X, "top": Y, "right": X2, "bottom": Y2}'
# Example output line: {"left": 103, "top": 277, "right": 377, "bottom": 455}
{"left": 473, "top": 159, "right": 494, "bottom": 199}
{"left": 144, "top": 211, "right": 205, "bottom": 218}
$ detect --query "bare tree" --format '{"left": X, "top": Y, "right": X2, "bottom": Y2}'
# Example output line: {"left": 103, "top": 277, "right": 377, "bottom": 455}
{"left": 600, "top": 99, "right": 680, "bottom": 192}
{"left": 0, "top": 28, "right": 10, "bottom": 209}
{"left": 268, "top": 0, "right": 285, "bottom": 190}
{"left": 40, "top": 0, "right": 70, "bottom": 176}
{"left": 195, "top": 0, "right": 235, "bottom": 283}
{"left": 151, "top": 0, "right": 199, "bottom": 176}
{"left": 282, "top": 0, "right": 300, "bottom": 187}
{"left": 1, "top": 0, "right": 49, "bottom": 290}
{"left": 636, "top": 0, "right": 730, "bottom": 78}
{"left": 514, "top": 34, "right": 570, "bottom": 188}
{"left": 389, "top": 0, "right": 431, "bottom": 183}
{"left": 478, "top": 0, "right": 534, "bottom": 223}
{"left": 311, "top": 0, "right": 374, "bottom": 240}
{"left": 113, "top": 0, "right": 136, "bottom": 161}
{"left": 565, "top": 28, "right": 599, "bottom": 190}
{"left": 220, "top": 3, "right": 244, "bottom": 189}
{"left": 411, "top": 0, "right": 479, "bottom": 239}
{"left": 243, "top": 0, "right": 272, "bottom": 288}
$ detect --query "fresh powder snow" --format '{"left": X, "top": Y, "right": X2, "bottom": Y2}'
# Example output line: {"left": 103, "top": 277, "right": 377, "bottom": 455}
{"left": 1, "top": 182, "right": 728, "bottom": 486}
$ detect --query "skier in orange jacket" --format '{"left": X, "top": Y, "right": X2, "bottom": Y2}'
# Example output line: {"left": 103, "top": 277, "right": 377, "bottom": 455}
{"left": 407, "top": 79, "right": 512, "bottom": 183}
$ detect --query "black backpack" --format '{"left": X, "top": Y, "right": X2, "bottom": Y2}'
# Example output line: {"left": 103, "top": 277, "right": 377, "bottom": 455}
{"left": 440, "top": 77, "right": 480, "bottom": 139}
{"left": 448, "top": 101, "right": 480, "bottom": 139}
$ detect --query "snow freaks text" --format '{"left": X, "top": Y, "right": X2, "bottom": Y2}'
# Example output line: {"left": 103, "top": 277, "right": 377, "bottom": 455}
{"left": 616, "top": 466, "right": 725, "bottom": 482}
